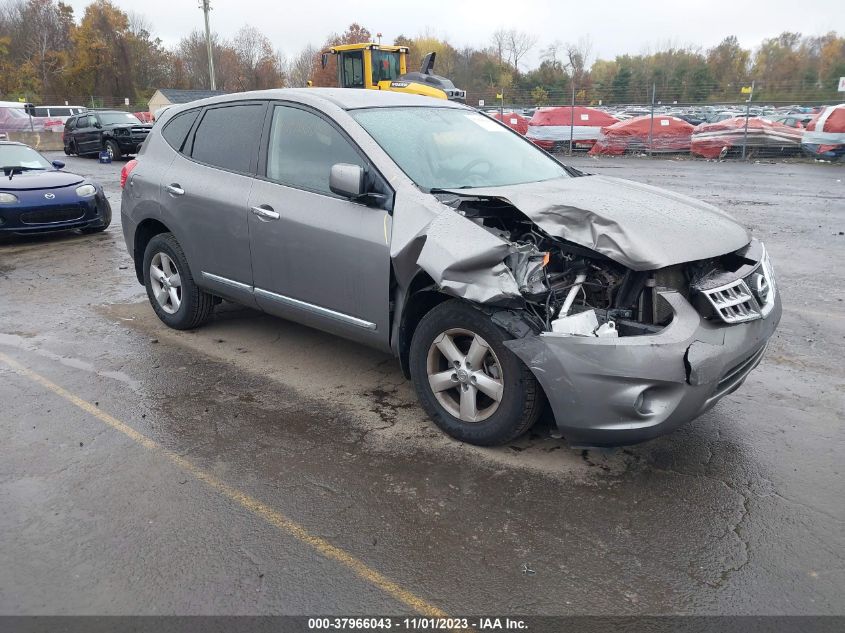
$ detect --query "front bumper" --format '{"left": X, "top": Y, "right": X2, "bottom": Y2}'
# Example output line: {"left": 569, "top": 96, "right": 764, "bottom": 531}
{"left": 0, "top": 192, "right": 111, "bottom": 235}
{"left": 505, "top": 290, "right": 782, "bottom": 446}
{"left": 114, "top": 134, "right": 147, "bottom": 154}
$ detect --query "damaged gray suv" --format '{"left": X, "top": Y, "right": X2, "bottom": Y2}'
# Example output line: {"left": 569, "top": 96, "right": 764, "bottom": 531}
{"left": 121, "top": 89, "right": 781, "bottom": 447}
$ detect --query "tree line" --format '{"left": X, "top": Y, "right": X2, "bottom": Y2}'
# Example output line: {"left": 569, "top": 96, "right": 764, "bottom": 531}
{"left": 1, "top": 0, "right": 843, "bottom": 108}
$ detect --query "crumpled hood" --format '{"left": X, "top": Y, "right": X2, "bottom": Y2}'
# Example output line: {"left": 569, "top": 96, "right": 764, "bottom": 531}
{"left": 446, "top": 175, "right": 751, "bottom": 270}
{"left": 0, "top": 170, "right": 85, "bottom": 191}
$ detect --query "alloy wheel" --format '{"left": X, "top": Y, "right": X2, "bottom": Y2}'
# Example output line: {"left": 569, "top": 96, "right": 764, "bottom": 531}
{"left": 426, "top": 328, "right": 504, "bottom": 423}
{"left": 149, "top": 252, "right": 182, "bottom": 314}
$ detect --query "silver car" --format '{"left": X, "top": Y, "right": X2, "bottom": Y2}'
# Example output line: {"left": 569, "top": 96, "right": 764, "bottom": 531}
{"left": 121, "top": 89, "right": 781, "bottom": 447}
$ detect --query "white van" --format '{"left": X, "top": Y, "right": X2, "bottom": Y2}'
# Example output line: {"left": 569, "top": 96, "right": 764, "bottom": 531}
{"left": 32, "top": 105, "right": 87, "bottom": 123}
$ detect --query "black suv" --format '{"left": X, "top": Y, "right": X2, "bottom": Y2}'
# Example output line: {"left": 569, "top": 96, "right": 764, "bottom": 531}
{"left": 63, "top": 110, "right": 152, "bottom": 160}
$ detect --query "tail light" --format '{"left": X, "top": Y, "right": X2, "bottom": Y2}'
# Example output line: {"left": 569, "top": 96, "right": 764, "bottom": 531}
{"left": 120, "top": 159, "right": 138, "bottom": 189}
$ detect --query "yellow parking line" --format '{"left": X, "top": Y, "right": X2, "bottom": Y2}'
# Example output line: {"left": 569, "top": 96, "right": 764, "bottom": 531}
{"left": 0, "top": 351, "right": 448, "bottom": 618}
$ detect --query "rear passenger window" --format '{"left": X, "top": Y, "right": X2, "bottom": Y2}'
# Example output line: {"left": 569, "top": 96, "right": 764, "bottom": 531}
{"left": 162, "top": 109, "right": 200, "bottom": 152}
{"left": 190, "top": 103, "right": 265, "bottom": 173}
{"left": 266, "top": 105, "right": 364, "bottom": 195}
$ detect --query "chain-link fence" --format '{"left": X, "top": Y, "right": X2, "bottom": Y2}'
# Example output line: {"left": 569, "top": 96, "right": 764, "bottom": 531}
{"left": 468, "top": 84, "right": 843, "bottom": 159}
{"left": 4, "top": 85, "right": 843, "bottom": 159}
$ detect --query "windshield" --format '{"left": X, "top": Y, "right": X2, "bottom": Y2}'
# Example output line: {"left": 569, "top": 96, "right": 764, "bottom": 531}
{"left": 98, "top": 112, "right": 142, "bottom": 125}
{"left": 371, "top": 50, "right": 400, "bottom": 83}
{"left": 351, "top": 107, "right": 569, "bottom": 190}
{"left": 0, "top": 144, "right": 52, "bottom": 170}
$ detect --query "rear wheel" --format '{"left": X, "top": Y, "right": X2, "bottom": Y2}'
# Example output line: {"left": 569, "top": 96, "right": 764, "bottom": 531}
{"left": 142, "top": 233, "right": 214, "bottom": 330}
{"left": 410, "top": 300, "right": 543, "bottom": 446}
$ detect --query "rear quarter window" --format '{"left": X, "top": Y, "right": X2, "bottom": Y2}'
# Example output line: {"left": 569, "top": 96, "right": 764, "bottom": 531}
{"left": 190, "top": 103, "right": 266, "bottom": 173}
{"left": 162, "top": 109, "right": 200, "bottom": 153}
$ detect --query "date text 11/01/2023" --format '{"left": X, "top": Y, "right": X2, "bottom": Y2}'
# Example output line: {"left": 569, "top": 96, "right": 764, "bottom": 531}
{"left": 307, "top": 617, "right": 528, "bottom": 630}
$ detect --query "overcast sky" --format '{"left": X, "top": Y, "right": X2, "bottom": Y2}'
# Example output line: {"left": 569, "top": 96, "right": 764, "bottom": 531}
{"left": 62, "top": 0, "right": 844, "bottom": 67}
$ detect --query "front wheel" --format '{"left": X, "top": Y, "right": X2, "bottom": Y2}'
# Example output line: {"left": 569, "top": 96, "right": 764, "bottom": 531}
{"left": 105, "top": 139, "right": 122, "bottom": 161}
{"left": 142, "top": 233, "right": 214, "bottom": 330}
{"left": 410, "top": 300, "right": 543, "bottom": 446}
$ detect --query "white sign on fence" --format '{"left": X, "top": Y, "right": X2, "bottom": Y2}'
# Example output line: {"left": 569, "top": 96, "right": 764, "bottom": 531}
{"left": 838, "top": 77, "right": 845, "bottom": 92}
{"left": 478, "top": 99, "right": 485, "bottom": 107}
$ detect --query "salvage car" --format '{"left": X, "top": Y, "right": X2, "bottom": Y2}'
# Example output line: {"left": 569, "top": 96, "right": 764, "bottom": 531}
{"left": 0, "top": 141, "right": 111, "bottom": 235}
{"left": 121, "top": 89, "right": 780, "bottom": 447}
{"left": 63, "top": 110, "right": 152, "bottom": 159}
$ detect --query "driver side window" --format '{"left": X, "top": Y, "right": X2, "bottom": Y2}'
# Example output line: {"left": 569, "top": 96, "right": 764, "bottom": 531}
{"left": 266, "top": 105, "right": 365, "bottom": 196}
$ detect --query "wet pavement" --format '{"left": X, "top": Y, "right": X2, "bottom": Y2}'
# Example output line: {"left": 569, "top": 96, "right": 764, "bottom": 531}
{"left": 0, "top": 153, "right": 843, "bottom": 616}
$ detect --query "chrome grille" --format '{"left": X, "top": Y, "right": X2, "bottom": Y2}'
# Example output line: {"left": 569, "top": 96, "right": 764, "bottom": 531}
{"left": 702, "top": 279, "right": 760, "bottom": 323}
{"left": 130, "top": 127, "right": 151, "bottom": 141}
{"left": 700, "top": 246, "right": 777, "bottom": 324}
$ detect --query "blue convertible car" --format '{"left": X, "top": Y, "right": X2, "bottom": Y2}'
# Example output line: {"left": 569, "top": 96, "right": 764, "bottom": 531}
{"left": 0, "top": 141, "right": 111, "bottom": 235}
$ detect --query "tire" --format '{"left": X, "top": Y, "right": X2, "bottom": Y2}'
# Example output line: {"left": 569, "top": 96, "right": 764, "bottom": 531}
{"left": 409, "top": 299, "right": 543, "bottom": 446}
{"left": 105, "top": 139, "right": 122, "bottom": 161}
{"left": 142, "top": 233, "right": 214, "bottom": 330}
{"left": 63, "top": 145, "right": 72, "bottom": 156}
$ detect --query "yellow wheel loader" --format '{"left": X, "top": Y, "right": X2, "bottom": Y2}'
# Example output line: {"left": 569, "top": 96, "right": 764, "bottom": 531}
{"left": 320, "top": 43, "right": 466, "bottom": 102}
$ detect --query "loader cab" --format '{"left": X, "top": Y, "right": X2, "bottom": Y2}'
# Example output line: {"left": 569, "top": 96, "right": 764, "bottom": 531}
{"left": 321, "top": 43, "right": 465, "bottom": 102}
{"left": 323, "top": 44, "right": 408, "bottom": 91}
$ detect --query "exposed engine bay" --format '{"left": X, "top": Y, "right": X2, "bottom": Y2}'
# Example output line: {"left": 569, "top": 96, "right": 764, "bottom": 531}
{"left": 435, "top": 194, "right": 766, "bottom": 339}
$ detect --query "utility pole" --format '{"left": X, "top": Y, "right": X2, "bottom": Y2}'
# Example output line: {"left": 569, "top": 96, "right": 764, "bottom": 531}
{"left": 569, "top": 82, "right": 575, "bottom": 156}
{"left": 199, "top": 0, "right": 216, "bottom": 90}
{"left": 648, "top": 83, "right": 655, "bottom": 157}
{"left": 741, "top": 80, "right": 755, "bottom": 160}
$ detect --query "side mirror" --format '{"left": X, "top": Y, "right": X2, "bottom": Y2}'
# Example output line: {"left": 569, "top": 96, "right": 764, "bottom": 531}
{"left": 321, "top": 53, "right": 329, "bottom": 69}
{"left": 93, "top": 120, "right": 102, "bottom": 129}
{"left": 329, "top": 163, "right": 365, "bottom": 198}
{"left": 51, "top": 160, "right": 65, "bottom": 170}
{"left": 24, "top": 103, "right": 36, "bottom": 116}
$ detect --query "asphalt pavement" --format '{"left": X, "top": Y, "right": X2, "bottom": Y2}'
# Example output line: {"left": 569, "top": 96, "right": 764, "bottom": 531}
{"left": 0, "top": 152, "right": 843, "bottom": 617}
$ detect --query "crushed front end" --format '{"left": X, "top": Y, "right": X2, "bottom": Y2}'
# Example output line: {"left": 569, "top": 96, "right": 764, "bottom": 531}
{"left": 423, "top": 193, "right": 781, "bottom": 446}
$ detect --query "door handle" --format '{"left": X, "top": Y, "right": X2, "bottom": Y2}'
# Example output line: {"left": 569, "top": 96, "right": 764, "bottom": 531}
{"left": 165, "top": 184, "right": 185, "bottom": 196}
{"left": 251, "top": 205, "right": 280, "bottom": 221}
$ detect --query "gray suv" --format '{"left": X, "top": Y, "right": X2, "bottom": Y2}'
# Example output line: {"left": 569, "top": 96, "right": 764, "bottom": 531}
{"left": 121, "top": 89, "right": 780, "bottom": 447}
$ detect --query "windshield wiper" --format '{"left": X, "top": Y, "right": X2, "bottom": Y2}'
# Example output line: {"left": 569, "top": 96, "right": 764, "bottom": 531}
{"left": 1, "top": 166, "right": 43, "bottom": 180}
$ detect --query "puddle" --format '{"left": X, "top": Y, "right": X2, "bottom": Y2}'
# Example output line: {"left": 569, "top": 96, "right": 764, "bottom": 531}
{"left": 0, "top": 332, "right": 142, "bottom": 392}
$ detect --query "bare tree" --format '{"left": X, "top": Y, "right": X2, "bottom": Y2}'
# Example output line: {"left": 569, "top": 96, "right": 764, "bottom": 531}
{"left": 287, "top": 43, "right": 316, "bottom": 87}
{"left": 126, "top": 11, "right": 152, "bottom": 38}
{"left": 491, "top": 28, "right": 507, "bottom": 65}
{"left": 232, "top": 25, "right": 282, "bottom": 90}
{"left": 563, "top": 36, "right": 593, "bottom": 82}
{"left": 504, "top": 29, "right": 537, "bottom": 70}
{"left": 541, "top": 40, "right": 564, "bottom": 71}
